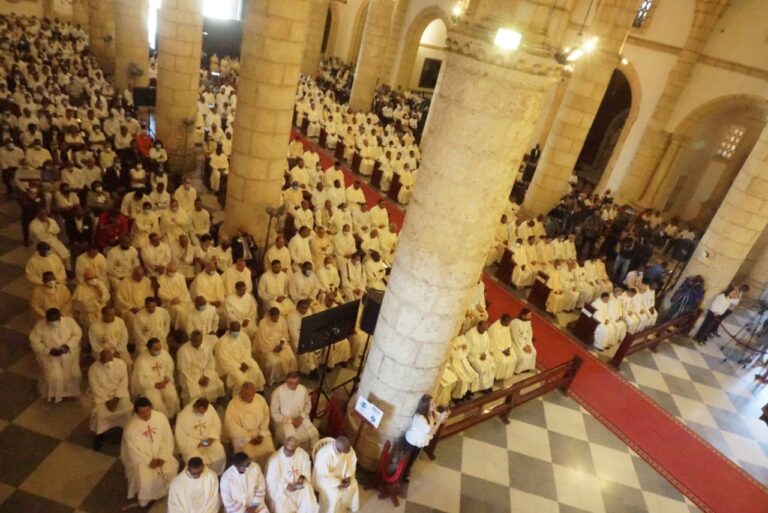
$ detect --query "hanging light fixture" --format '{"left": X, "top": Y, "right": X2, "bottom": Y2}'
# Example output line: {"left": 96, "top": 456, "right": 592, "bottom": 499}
{"left": 554, "top": 0, "right": 599, "bottom": 65}
{"left": 494, "top": 28, "right": 523, "bottom": 51}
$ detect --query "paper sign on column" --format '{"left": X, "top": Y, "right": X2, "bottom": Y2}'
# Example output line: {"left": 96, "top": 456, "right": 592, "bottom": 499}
{"left": 355, "top": 396, "right": 383, "bottom": 428}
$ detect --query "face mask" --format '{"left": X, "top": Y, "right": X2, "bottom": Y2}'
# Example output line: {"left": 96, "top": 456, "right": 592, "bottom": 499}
{"left": 291, "top": 184, "right": 299, "bottom": 190}
{"left": 150, "top": 350, "right": 160, "bottom": 357}
{"left": 230, "top": 331, "right": 240, "bottom": 338}
{"left": 197, "top": 305, "right": 206, "bottom": 312}
{"left": 168, "top": 272, "right": 176, "bottom": 278}
{"left": 94, "top": 186, "right": 102, "bottom": 192}
{"left": 143, "top": 208, "right": 151, "bottom": 214}
{"left": 303, "top": 270, "right": 312, "bottom": 277}
{"left": 87, "top": 278, "right": 97, "bottom": 285}
{"left": 194, "top": 411, "right": 204, "bottom": 417}
{"left": 48, "top": 320, "right": 59, "bottom": 327}
{"left": 45, "top": 280, "right": 56, "bottom": 288}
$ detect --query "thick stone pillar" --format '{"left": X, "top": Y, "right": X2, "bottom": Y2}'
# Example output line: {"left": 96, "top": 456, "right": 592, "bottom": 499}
{"left": 617, "top": 0, "right": 728, "bottom": 203}
{"left": 114, "top": 0, "right": 150, "bottom": 91}
{"left": 223, "top": 0, "right": 310, "bottom": 242}
{"left": 639, "top": 133, "right": 688, "bottom": 207}
{"left": 744, "top": 229, "right": 768, "bottom": 301}
{"left": 155, "top": 0, "right": 204, "bottom": 174}
{"left": 350, "top": 27, "right": 560, "bottom": 468}
{"left": 379, "top": 0, "right": 410, "bottom": 85}
{"left": 679, "top": 124, "right": 768, "bottom": 307}
{"left": 521, "top": 0, "right": 638, "bottom": 215}
{"left": 349, "top": 0, "right": 394, "bottom": 112}
{"left": 301, "top": 0, "right": 330, "bottom": 77}
{"left": 89, "top": 0, "right": 117, "bottom": 74}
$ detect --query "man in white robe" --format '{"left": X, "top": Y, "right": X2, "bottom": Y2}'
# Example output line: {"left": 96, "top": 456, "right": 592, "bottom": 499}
{"left": 448, "top": 334, "right": 478, "bottom": 400}
{"left": 312, "top": 436, "right": 360, "bottom": 513}
{"left": 510, "top": 240, "right": 534, "bottom": 288}
{"left": 186, "top": 296, "right": 221, "bottom": 336}
{"left": 116, "top": 267, "right": 154, "bottom": 327}
{"left": 259, "top": 260, "right": 296, "bottom": 316}
{"left": 121, "top": 398, "right": 177, "bottom": 508}
{"left": 223, "top": 258, "right": 253, "bottom": 294}
{"left": 131, "top": 338, "right": 180, "bottom": 418}
{"left": 142, "top": 233, "right": 171, "bottom": 277}
{"left": 88, "top": 349, "right": 132, "bottom": 450}
{"left": 510, "top": 309, "right": 537, "bottom": 373}
{"left": 175, "top": 398, "right": 226, "bottom": 475}
{"left": 331, "top": 225, "right": 356, "bottom": 270}
{"left": 621, "top": 288, "right": 642, "bottom": 334}
{"left": 72, "top": 270, "right": 111, "bottom": 329}
{"left": 224, "top": 282, "right": 259, "bottom": 337}
{"left": 168, "top": 457, "right": 221, "bottom": 513}
{"left": 590, "top": 293, "right": 617, "bottom": 351}
{"left": 638, "top": 283, "right": 658, "bottom": 329}
{"left": 256, "top": 308, "right": 299, "bottom": 385}
{"left": 26, "top": 242, "right": 66, "bottom": 285}
{"left": 29, "top": 210, "right": 71, "bottom": 265}
{"left": 215, "top": 322, "right": 266, "bottom": 394}
{"left": 289, "top": 262, "right": 322, "bottom": 308}
{"left": 192, "top": 261, "right": 227, "bottom": 313}
{"left": 289, "top": 227, "right": 314, "bottom": 273}
{"left": 106, "top": 236, "right": 140, "bottom": 290}
{"left": 609, "top": 287, "right": 629, "bottom": 345}
{"left": 29, "top": 309, "right": 82, "bottom": 403}
{"left": 340, "top": 253, "right": 366, "bottom": 302}
{"left": 487, "top": 315, "right": 518, "bottom": 381}
{"left": 224, "top": 382, "right": 276, "bottom": 468}
{"left": 220, "top": 452, "right": 268, "bottom": 513}
{"left": 157, "top": 262, "right": 192, "bottom": 329}
{"left": 89, "top": 305, "right": 132, "bottom": 367}
{"left": 177, "top": 330, "right": 226, "bottom": 403}
{"left": 132, "top": 297, "right": 172, "bottom": 350}
{"left": 266, "top": 437, "right": 319, "bottom": 513}
{"left": 270, "top": 372, "right": 319, "bottom": 451}
{"left": 465, "top": 321, "right": 497, "bottom": 392}
{"left": 30, "top": 271, "right": 73, "bottom": 318}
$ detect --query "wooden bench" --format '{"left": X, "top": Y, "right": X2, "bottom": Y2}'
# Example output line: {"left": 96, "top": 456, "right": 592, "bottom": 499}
{"left": 334, "top": 143, "right": 345, "bottom": 161}
{"left": 318, "top": 128, "right": 327, "bottom": 148}
{"left": 424, "top": 356, "right": 582, "bottom": 460}
{"left": 300, "top": 118, "right": 309, "bottom": 135}
{"left": 351, "top": 152, "right": 361, "bottom": 174}
{"left": 388, "top": 173, "right": 402, "bottom": 203}
{"left": 495, "top": 248, "right": 515, "bottom": 285}
{"left": 370, "top": 162, "right": 383, "bottom": 189}
{"left": 609, "top": 309, "right": 702, "bottom": 369}
{"left": 527, "top": 271, "right": 551, "bottom": 311}
{"left": 567, "top": 303, "right": 600, "bottom": 346}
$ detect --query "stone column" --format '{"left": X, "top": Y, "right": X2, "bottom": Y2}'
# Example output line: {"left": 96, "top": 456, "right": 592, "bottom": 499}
{"left": 301, "top": 0, "right": 330, "bottom": 77}
{"left": 114, "top": 0, "right": 150, "bottom": 91}
{"left": 617, "top": 0, "right": 728, "bottom": 203}
{"left": 349, "top": 0, "right": 394, "bottom": 112}
{"left": 72, "top": 0, "right": 90, "bottom": 32}
{"left": 521, "top": 0, "right": 639, "bottom": 215}
{"left": 679, "top": 124, "right": 768, "bottom": 307}
{"left": 350, "top": 27, "right": 560, "bottom": 468}
{"left": 222, "top": 0, "right": 310, "bottom": 242}
{"left": 638, "top": 133, "right": 688, "bottom": 207}
{"left": 155, "top": 0, "right": 204, "bottom": 175}
{"left": 379, "top": 0, "right": 410, "bottom": 85}
{"left": 745, "top": 229, "right": 768, "bottom": 301}
{"left": 89, "top": 0, "right": 117, "bottom": 74}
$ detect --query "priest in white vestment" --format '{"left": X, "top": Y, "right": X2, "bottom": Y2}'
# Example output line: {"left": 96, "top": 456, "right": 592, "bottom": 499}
{"left": 487, "top": 315, "right": 518, "bottom": 381}
{"left": 221, "top": 452, "right": 269, "bottom": 513}
{"left": 224, "top": 282, "right": 259, "bottom": 337}
{"left": 121, "top": 398, "right": 177, "bottom": 508}
{"left": 72, "top": 270, "right": 111, "bottom": 329}
{"left": 259, "top": 260, "right": 296, "bottom": 316}
{"left": 157, "top": 262, "right": 192, "bottom": 329}
{"left": 132, "top": 297, "right": 172, "bottom": 350}
{"left": 30, "top": 271, "right": 73, "bottom": 318}
{"left": 89, "top": 306, "right": 132, "bottom": 366}
{"left": 175, "top": 398, "right": 227, "bottom": 475}
{"left": 609, "top": 287, "right": 628, "bottom": 345}
{"left": 340, "top": 254, "right": 366, "bottom": 302}
{"left": 289, "top": 228, "right": 314, "bottom": 273}
{"left": 224, "top": 382, "right": 276, "bottom": 468}
{"left": 510, "top": 309, "right": 537, "bottom": 373}
{"left": 88, "top": 349, "right": 132, "bottom": 447}
{"left": 192, "top": 261, "right": 227, "bottom": 311}
{"left": 116, "top": 267, "right": 154, "bottom": 326}
{"left": 29, "top": 309, "right": 82, "bottom": 402}
{"left": 224, "top": 258, "right": 253, "bottom": 294}
{"left": 256, "top": 308, "right": 299, "bottom": 386}
{"left": 142, "top": 233, "right": 172, "bottom": 277}
{"left": 465, "top": 321, "right": 497, "bottom": 392}
{"left": 289, "top": 262, "right": 322, "bottom": 308}
{"left": 106, "top": 237, "right": 141, "bottom": 289}
{"left": 448, "top": 334, "right": 478, "bottom": 400}
{"left": 621, "top": 288, "right": 642, "bottom": 334}
{"left": 266, "top": 437, "right": 319, "bottom": 513}
{"left": 177, "top": 330, "right": 226, "bottom": 403}
{"left": 167, "top": 457, "right": 221, "bottom": 513}
{"left": 264, "top": 236, "right": 292, "bottom": 275}
{"left": 270, "top": 373, "right": 320, "bottom": 451}
{"left": 131, "top": 338, "right": 180, "bottom": 418}
{"left": 591, "top": 293, "right": 617, "bottom": 351}
{"left": 76, "top": 245, "right": 108, "bottom": 284}
{"left": 186, "top": 296, "right": 221, "bottom": 335}
{"left": 26, "top": 242, "right": 66, "bottom": 284}
{"left": 215, "top": 322, "right": 266, "bottom": 394}
{"left": 312, "top": 436, "right": 360, "bottom": 513}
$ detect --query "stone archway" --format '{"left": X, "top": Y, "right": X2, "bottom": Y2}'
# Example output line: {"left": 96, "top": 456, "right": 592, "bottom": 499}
{"left": 347, "top": 0, "right": 369, "bottom": 64}
{"left": 393, "top": 5, "right": 450, "bottom": 89}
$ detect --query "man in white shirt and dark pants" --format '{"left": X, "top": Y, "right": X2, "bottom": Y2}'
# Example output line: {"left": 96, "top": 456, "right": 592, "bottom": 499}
{"left": 694, "top": 286, "right": 739, "bottom": 345}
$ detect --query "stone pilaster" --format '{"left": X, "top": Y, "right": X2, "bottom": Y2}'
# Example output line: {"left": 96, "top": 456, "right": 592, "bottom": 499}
{"left": 72, "top": 0, "right": 90, "bottom": 32}
{"left": 89, "top": 0, "right": 116, "bottom": 74}
{"left": 680, "top": 124, "right": 768, "bottom": 307}
{"left": 521, "top": 0, "right": 639, "bottom": 215}
{"left": 223, "top": 0, "right": 309, "bottom": 242}
{"left": 379, "top": 0, "right": 410, "bottom": 85}
{"left": 349, "top": 0, "right": 394, "bottom": 112}
{"left": 639, "top": 133, "right": 688, "bottom": 207}
{"left": 745, "top": 229, "right": 768, "bottom": 301}
{"left": 301, "top": 0, "right": 330, "bottom": 77}
{"left": 114, "top": 0, "right": 150, "bottom": 91}
{"left": 618, "top": 0, "right": 729, "bottom": 204}
{"left": 350, "top": 27, "right": 560, "bottom": 468}
{"left": 155, "top": 0, "right": 204, "bottom": 174}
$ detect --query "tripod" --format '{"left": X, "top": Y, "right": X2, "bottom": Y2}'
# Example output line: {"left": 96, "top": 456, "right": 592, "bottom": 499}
{"left": 721, "top": 308, "right": 768, "bottom": 368}
{"left": 333, "top": 334, "right": 373, "bottom": 398}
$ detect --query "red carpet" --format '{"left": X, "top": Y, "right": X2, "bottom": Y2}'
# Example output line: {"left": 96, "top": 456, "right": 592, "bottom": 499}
{"left": 293, "top": 132, "right": 768, "bottom": 512}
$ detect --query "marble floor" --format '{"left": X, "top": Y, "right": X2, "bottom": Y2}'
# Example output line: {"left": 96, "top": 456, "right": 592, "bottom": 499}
{"left": 0, "top": 191, "right": 710, "bottom": 512}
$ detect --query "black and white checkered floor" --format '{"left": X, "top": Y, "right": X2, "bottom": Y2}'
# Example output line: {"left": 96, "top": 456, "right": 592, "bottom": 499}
{"left": 3, "top": 190, "right": 764, "bottom": 512}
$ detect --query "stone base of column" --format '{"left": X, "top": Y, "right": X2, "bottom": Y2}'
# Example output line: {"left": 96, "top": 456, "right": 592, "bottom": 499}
{"left": 166, "top": 152, "right": 199, "bottom": 177}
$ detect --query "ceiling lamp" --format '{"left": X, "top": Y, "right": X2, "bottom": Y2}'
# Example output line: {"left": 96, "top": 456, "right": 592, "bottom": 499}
{"left": 494, "top": 28, "right": 522, "bottom": 51}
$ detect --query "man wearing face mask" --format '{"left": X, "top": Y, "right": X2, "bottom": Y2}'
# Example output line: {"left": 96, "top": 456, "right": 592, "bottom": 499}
{"left": 255, "top": 307, "right": 298, "bottom": 386}
{"left": 72, "top": 269, "right": 111, "bottom": 330}
{"left": 258, "top": 260, "right": 295, "bottom": 317}
{"left": 288, "top": 261, "right": 322, "bottom": 309}
{"left": 142, "top": 232, "right": 171, "bottom": 277}
{"left": 105, "top": 235, "right": 140, "bottom": 288}
{"left": 340, "top": 252, "right": 366, "bottom": 302}
{"left": 288, "top": 227, "right": 313, "bottom": 273}
{"left": 185, "top": 296, "right": 221, "bottom": 336}
{"left": 283, "top": 181, "right": 304, "bottom": 213}
{"left": 131, "top": 338, "right": 180, "bottom": 418}
{"left": 177, "top": 330, "right": 226, "bottom": 403}
{"left": 224, "top": 282, "right": 259, "bottom": 339}
{"left": 25, "top": 139, "right": 51, "bottom": 169}
{"left": 26, "top": 241, "right": 66, "bottom": 285}
{"left": 31, "top": 270, "right": 73, "bottom": 318}
{"left": 168, "top": 457, "right": 221, "bottom": 513}
{"left": 132, "top": 296, "right": 172, "bottom": 352}
{"left": 215, "top": 321, "right": 266, "bottom": 395}
{"left": 161, "top": 199, "right": 192, "bottom": 242}
{"left": 191, "top": 261, "right": 227, "bottom": 310}
{"left": 173, "top": 175, "right": 197, "bottom": 212}
{"left": 121, "top": 397, "right": 176, "bottom": 509}
{"left": 0, "top": 138, "right": 24, "bottom": 194}
{"left": 88, "top": 305, "right": 131, "bottom": 367}
{"left": 157, "top": 262, "right": 192, "bottom": 329}
{"left": 88, "top": 349, "right": 132, "bottom": 451}
{"left": 29, "top": 308, "right": 82, "bottom": 403}
{"left": 175, "top": 398, "right": 226, "bottom": 476}
{"left": 116, "top": 266, "right": 153, "bottom": 326}
{"left": 29, "top": 209, "right": 72, "bottom": 268}
{"left": 220, "top": 451, "right": 268, "bottom": 513}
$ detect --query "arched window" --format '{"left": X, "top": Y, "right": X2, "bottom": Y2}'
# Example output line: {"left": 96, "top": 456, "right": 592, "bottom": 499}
{"left": 632, "top": 0, "right": 654, "bottom": 28}
{"left": 716, "top": 125, "right": 746, "bottom": 160}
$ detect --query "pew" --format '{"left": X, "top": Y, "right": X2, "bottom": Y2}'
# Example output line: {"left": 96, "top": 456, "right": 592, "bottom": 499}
{"left": 292, "top": 109, "right": 298, "bottom": 128}
{"left": 388, "top": 173, "right": 402, "bottom": 203}
{"left": 334, "top": 143, "right": 345, "bottom": 161}
{"left": 300, "top": 118, "right": 309, "bottom": 135}
{"left": 370, "top": 162, "right": 383, "bottom": 189}
{"left": 567, "top": 303, "right": 600, "bottom": 346}
{"left": 495, "top": 248, "right": 516, "bottom": 285}
{"left": 318, "top": 128, "right": 327, "bottom": 148}
{"left": 351, "top": 152, "right": 362, "bottom": 174}
{"left": 527, "top": 271, "right": 551, "bottom": 311}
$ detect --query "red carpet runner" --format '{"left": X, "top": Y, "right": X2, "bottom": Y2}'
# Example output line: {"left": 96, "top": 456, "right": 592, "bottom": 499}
{"left": 292, "top": 132, "right": 768, "bottom": 512}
